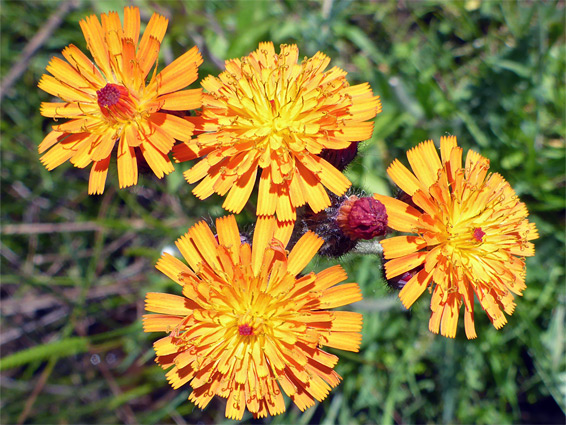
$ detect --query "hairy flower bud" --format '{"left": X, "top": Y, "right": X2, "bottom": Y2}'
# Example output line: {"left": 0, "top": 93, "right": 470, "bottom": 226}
{"left": 319, "top": 142, "right": 359, "bottom": 171}
{"left": 337, "top": 196, "right": 388, "bottom": 240}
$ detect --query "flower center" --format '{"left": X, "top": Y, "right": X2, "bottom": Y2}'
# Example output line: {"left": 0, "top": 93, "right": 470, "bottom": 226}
{"left": 96, "top": 83, "right": 137, "bottom": 123}
{"left": 238, "top": 324, "right": 254, "bottom": 336}
{"left": 473, "top": 227, "right": 486, "bottom": 242}
{"left": 97, "top": 84, "right": 121, "bottom": 107}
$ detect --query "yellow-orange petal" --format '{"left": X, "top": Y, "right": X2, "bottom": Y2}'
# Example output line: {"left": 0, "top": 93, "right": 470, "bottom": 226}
{"left": 157, "top": 89, "right": 202, "bottom": 111}
{"left": 117, "top": 137, "right": 138, "bottom": 188}
{"left": 137, "top": 13, "right": 168, "bottom": 78}
{"left": 373, "top": 194, "right": 421, "bottom": 232}
{"left": 88, "top": 155, "right": 111, "bottom": 195}
{"left": 380, "top": 235, "right": 427, "bottom": 260}
{"left": 287, "top": 231, "right": 323, "bottom": 276}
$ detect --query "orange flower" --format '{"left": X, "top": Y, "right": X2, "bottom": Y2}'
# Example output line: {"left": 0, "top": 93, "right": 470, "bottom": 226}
{"left": 374, "top": 136, "right": 538, "bottom": 339}
{"left": 38, "top": 7, "right": 202, "bottom": 194}
{"left": 174, "top": 42, "right": 381, "bottom": 222}
{"left": 144, "top": 215, "right": 363, "bottom": 419}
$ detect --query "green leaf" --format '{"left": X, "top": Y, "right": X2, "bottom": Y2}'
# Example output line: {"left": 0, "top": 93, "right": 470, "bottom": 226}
{"left": 0, "top": 337, "right": 89, "bottom": 371}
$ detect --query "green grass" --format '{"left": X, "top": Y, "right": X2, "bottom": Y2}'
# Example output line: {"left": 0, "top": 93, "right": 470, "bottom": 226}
{"left": 1, "top": 0, "right": 564, "bottom": 424}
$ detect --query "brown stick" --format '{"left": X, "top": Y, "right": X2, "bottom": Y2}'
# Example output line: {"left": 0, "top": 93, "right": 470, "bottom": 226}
{"left": 0, "top": 0, "right": 79, "bottom": 101}
{"left": 1, "top": 217, "right": 186, "bottom": 235}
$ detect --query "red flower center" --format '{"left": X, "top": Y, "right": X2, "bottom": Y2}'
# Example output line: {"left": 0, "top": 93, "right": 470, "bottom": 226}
{"left": 97, "top": 84, "right": 121, "bottom": 107}
{"left": 473, "top": 227, "right": 486, "bottom": 242}
{"left": 96, "top": 83, "right": 136, "bottom": 121}
{"left": 238, "top": 324, "right": 254, "bottom": 336}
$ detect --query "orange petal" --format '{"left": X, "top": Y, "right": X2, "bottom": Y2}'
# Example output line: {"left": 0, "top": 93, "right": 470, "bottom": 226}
{"left": 399, "top": 268, "right": 433, "bottom": 308}
{"left": 88, "top": 155, "right": 111, "bottom": 195}
{"left": 117, "top": 137, "right": 138, "bottom": 188}
{"left": 152, "top": 46, "right": 202, "bottom": 94}
{"left": 386, "top": 159, "right": 423, "bottom": 197}
{"left": 156, "top": 252, "right": 191, "bottom": 284}
{"left": 252, "top": 216, "right": 276, "bottom": 276}
{"left": 406, "top": 140, "right": 442, "bottom": 190}
{"left": 137, "top": 13, "right": 168, "bottom": 78}
{"left": 222, "top": 165, "right": 258, "bottom": 214}
{"left": 373, "top": 194, "right": 421, "bottom": 233}
{"left": 287, "top": 231, "right": 323, "bottom": 276}
{"left": 145, "top": 292, "right": 192, "bottom": 315}
{"left": 79, "top": 14, "right": 112, "bottom": 79}
{"left": 139, "top": 141, "right": 174, "bottom": 178}
{"left": 380, "top": 235, "right": 427, "bottom": 260}
{"left": 384, "top": 251, "right": 427, "bottom": 279}
{"left": 149, "top": 112, "right": 195, "bottom": 143}
{"left": 157, "top": 89, "right": 202, "bottom": 111}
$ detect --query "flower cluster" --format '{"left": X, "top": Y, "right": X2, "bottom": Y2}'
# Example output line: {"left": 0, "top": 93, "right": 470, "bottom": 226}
{"left": 38, "top": 6, "right": 538, "bottom": 420}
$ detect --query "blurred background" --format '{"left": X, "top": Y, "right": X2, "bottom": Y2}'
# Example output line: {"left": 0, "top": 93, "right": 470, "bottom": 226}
{"left": 1, "top": 0, "right": 564, "bottom": 424}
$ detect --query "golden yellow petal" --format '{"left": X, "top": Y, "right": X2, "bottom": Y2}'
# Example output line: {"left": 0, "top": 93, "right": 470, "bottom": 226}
{"left": 188, "top": 220, "right": 222, "bottom": 272}
{"left": 155, "top": 252, "right": 191, "bottom": 284}
{"left": 123, "top": 6, "right": 140, "bottom": 46}
{"left": 335, "top": 121, "right": 374, "bottom": 141}
{"left": 38, "top": 74, "right": 94, "bottom": 103}
{"left": 61, "top": 45, "right": 105, "bottom": 87}
{"left": 251, "top": 215, "right": 276, "bottom": 276}
{"left": 90, "top": 131, "right": 116, "bottom": 162}
{"left": 320, "top": 331, "right": 362, "bottom": 352}
{"left": 439, "top": 135, "right": 457, "bottom": 163}
{"left": 273, "top": 219, "right": 293, "bottom": 247}
{"left": 439, "top": 294, "right": 460, "bottom": 338}
{"left": 316, "top": 156, "right": 351, "bottom": 196}
{"left": 257, "top": 168, "right": 277, "bottom": 216}
{"left": 139, "top": 119, "right": 175, "bottom": 155}
{"left": 225, "top": 385, "right": 246, "bottom": 420}
{"left": 275, "top": 189, "right": 296, "bottom": 222}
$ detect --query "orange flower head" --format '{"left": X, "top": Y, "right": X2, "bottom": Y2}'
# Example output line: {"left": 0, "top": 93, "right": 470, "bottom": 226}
{"left": 374, "top": 136, "right": 538, "bottom": 339}
{"left": 174, "top": 42, "right": 381, "bottom": 223}
{"left": 38, "top": 7, "right": 203, "bottom": 194}
{"left": 144, "top": 215, "right": 363, "bottom": 420}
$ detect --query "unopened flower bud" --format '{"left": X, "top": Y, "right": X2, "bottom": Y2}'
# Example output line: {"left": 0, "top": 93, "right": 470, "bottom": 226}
{"left": 337, "top": 196, "right": 388, "bottom": 240}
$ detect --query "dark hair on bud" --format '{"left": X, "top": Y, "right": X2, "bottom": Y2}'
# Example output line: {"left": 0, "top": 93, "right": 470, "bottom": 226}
{"left": 291, "top": 191, "right": 388, "bottom": 258}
